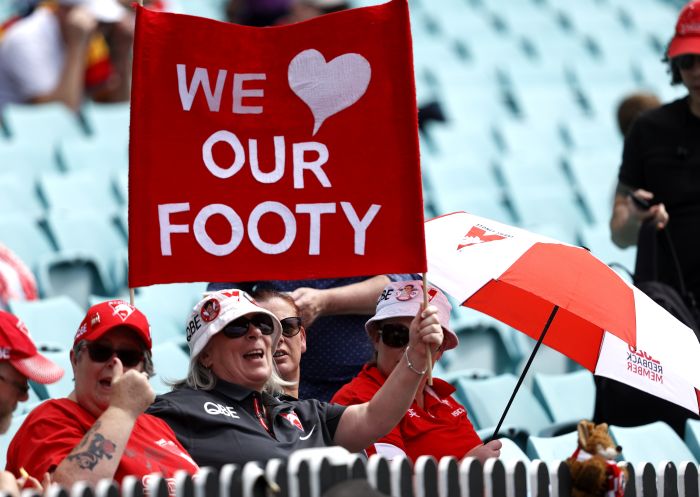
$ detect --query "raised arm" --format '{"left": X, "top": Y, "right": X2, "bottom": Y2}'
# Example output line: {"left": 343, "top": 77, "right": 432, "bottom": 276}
{"left": 332, "top": 306, "right": 442, "bottom": 452}
{"left": 291, "top": 275, "right": 390, "bottom": 326}
{"left": 29, "top": 6, "right": 97, "bottom": 111}
{"left": 51, "top": 361, "right": 154, "bottom": 487}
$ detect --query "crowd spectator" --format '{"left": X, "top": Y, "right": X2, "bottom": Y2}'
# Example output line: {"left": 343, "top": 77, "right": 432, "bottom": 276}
{"left": 332, "top": 280, "right": 501, "bottom": 463}
{"left": 6, "top": 300, "right": 199, "bottom": 492}
{"left": 0, "top": 309, "right": 64, "bottom": 496}
{"left": 602, "top": 0, "right": 700, "bottom": 437}
{"left": 208, "top": 274, "right": 415, "bottom": 401}
{"left": 252, "top": 289, "right": 306, "bottom": 399}
{"left": 0, "top": 243, "right": 38, "bottom": 310}
{"left": 615, "top": 91, "right": 661, "bottom": 137}
{"left": 610, "top": 0, "right": 700, "bottom": 306}
{"left": 0, "top": 0, "right": 134, "bottom": 112}
{"left": 280, "top": 0, "right": 350, "bottom": 23}
{"left": 225, "top": 0, "right": 292, "bottom": 26}
{"left": 147, "top": 288, "right": 442, "bottom": 468}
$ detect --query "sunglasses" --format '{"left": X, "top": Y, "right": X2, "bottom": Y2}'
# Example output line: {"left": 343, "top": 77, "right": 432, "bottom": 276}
{"left": 85, "top": 342, "right": 144, "bottom": 368}
{"left": 378, "top": 323, "right": 410, "bottom": 348}
{"left": 280, "top": 317, "right": 303, "bottom": 338}
{"left": 222, "top": 314, "right": 275, "bottom": 338}
{"left": 674, "top": 54, "right": 700, "bottom": 70}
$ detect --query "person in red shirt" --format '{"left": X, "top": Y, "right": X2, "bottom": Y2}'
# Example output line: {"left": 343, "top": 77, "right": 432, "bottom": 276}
{"left": 0, "top": 309, "right": 64, "bottom": 497}
{"left": 5, "top": 300, "right": 198, "bottom": 493}
{"left": 332, "top": 280, "right": 502, "bottom": 463}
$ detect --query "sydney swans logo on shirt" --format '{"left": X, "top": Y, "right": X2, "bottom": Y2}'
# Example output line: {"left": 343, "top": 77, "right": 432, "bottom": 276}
{"left": 457, "top": 225, "right": 511, "bottom": 251}
{"left": 280, "top": 411, "right": 304, "bottom": 431}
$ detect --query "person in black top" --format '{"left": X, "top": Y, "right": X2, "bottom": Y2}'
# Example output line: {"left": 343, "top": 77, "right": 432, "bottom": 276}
{"left": 147, "top": 288, "right": 443, "bottom": 468}
{"left": 611, "top": 0, "right": 700, "bottom": 302}
{"left": 603, "top": 0, "right": 700, "bottom": 437}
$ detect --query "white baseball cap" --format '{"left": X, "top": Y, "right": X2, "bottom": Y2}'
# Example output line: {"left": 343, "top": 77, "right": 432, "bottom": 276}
{"left": 186, "top": 289, "right": 283, "bottom": 359}
{"left": 58, "top": 0, "right": 127, "bottom": 23}
{"left": 366, "top": 280, "right": 458, "bottom": 351}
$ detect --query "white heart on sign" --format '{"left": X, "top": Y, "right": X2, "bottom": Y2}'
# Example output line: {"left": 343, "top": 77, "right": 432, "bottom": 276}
{"left": 288, "top": 49, "right": 372, "bottom": 135}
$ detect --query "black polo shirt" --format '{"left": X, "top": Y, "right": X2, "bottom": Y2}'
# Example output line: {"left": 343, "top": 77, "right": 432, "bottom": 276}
{"left": 146, "top": 381, "right": 347, "bottom": 468}
{"left": 619, "top": 96, "right": 700, "bottom": 297}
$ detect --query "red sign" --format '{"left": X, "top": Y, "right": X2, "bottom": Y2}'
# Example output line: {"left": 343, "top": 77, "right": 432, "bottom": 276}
{"left": 128, "top": 0, "right": 426, "bottom": 287}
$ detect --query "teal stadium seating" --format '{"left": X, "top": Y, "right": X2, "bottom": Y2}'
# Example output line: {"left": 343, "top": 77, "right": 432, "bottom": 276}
{"left": 526, "top": 430, "right": 578, "bottom": 464}
{"left": 610, "top": 422, "right": 698, "bottom": 466}
{"left": 2, "top": 102, "right": 86, "bottom": 145}
{"left": 8, "top": 296, "right": 85, "bottom": 351}
{"left": 532, "top": 370, "right": 595, "bottom": 425}
{"left": 150, "top": 341, "right": 191, "bottom": 394}
{"left": 454, "top": 374, "right": 555, "bottom": 437}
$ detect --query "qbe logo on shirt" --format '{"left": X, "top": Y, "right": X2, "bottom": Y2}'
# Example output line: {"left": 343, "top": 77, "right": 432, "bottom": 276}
{"left": 204, "top": 401, "right": 240, "bottom": 419}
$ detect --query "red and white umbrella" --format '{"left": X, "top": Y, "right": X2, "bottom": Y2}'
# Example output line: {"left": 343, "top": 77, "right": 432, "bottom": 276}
{"left": 424, "top": 212, "right": 700, "bottom": 423}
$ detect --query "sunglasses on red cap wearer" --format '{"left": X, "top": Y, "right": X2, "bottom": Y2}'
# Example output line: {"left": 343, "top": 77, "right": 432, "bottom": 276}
{"left": 674, "top": 54, "right": 700, "bottom": 70}
{"left": 82, "top": 342, "right": 145, "bottom": 368}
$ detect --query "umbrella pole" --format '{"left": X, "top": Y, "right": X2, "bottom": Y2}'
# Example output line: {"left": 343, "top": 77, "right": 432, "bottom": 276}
{"left": 491, "top": 305, "right": 560, "bottom": 440}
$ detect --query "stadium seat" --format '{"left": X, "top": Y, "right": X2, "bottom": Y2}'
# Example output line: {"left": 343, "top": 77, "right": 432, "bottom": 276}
{"left": 509, "top": 332, "right": 581, "bottom": 380}
{"left": 609, "top": 422, "right": 698, "bottom": 466}
{"left": 0, "top": 174, "right": 45, "bottom": 219}
{"left": 507, "top": 184, "right": 589, "bottom": 229}
{"left": 58, "top": 138, "right": 128, "bottom": 173}
{"left": 0, "top": 215, "right": 70, "bottom": 296}
{"left": 498, "top": 437, "right": 531, "bottom": 463}
{"left": 526, "top": 431, "right": 578, "bottom": 463}
{"left": 684, "top": 419, "right": 700, "bottom": 463}
{"left": 114, "top": 171, "right": 128, "bottom": 205}
{"left": 38, "top": 350, "right": 76, "bottom": 400}
{"left": 0, "top": 139, "right": 60, "bottom": 178}
{"left": 444, "top": 308, "right": 521, "bottom": 375}
{"left": 39, "top": 170, "right": 121, "bottom": 215}
{"left": 150, "top": 341, "right": 190, "bottom": 394}
{"left": 46, "top": 211, "right": 127, "bottom": 297}
{"left": 8, "top": 296, "right": 85, "bottom": 351}
{"left": 453, "top": 374, "right": 555, "bottom": 436}
{"left": 532, "top": 370, "right": 595, "bottom": 425}
{"left": 82, "top": 102, "right": 131, "bottom": 145}
{"left": 2, "top": 102, "right": 86, "bottom": 144}
{"left": 133, "top": 283, "right": 206, "bottom": 344}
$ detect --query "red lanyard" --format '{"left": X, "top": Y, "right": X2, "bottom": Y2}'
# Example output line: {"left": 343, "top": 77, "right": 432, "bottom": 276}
{"left": 253, "top": 396, "right": 272, "bottom": 435}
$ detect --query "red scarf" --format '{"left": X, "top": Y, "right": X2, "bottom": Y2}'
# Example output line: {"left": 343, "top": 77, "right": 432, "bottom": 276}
{"left": 570, "top": 447, "right": 625, "bottom": 497}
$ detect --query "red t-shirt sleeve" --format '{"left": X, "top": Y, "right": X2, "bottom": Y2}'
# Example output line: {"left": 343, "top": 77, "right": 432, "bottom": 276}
{"left": 6, "top": 402, "right": 88, "bottom": 477}
{"left": 331, "top": 371, "right": 407, "bottom": 456}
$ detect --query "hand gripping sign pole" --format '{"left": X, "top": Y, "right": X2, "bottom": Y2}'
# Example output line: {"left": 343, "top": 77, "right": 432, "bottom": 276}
{"left": 423, "top": 272, "right": 432, "bottom": 386}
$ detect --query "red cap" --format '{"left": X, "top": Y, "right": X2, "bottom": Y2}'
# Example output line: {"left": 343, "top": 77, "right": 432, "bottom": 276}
{"left": 668, "top": 1, "right": 700, "bottom": 58}
{"left": 75, "top": 300, "right": 152, "bottom": 350}
{"left": 0, "top": 310, "right": 64, "bottom": 384}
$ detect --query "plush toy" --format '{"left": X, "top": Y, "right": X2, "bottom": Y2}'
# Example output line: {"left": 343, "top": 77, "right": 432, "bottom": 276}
{"left": 566, "top": 420, "right": 628, "bottom": 497}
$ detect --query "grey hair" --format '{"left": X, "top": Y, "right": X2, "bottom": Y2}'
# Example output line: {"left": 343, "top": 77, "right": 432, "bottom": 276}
{"left": 169, "top": 350, "right": 295, "bottom": 394}
{"left": 73, "top": 339, "right": 155, "bottom": 378}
